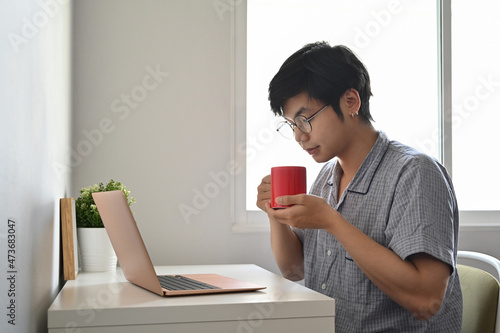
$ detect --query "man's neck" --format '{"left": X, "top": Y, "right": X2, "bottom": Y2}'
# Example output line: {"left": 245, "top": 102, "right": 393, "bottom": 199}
{"left": 337, "top": 125, "right": 379, "bottom": 181}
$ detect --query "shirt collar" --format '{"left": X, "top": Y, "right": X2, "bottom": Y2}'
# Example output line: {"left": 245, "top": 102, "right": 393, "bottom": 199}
{"left": 329, "top": 131, "right": 390, "bottom": 195}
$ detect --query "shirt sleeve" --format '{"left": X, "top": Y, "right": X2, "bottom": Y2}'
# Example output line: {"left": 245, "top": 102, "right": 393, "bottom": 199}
{"left": 386, "top": 155, "right": 458, "bottom": 269}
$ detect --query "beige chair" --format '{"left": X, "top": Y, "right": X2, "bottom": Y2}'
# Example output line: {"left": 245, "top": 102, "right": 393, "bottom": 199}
{"left": 457, "top": 250, "right": 500, "bottom": 333}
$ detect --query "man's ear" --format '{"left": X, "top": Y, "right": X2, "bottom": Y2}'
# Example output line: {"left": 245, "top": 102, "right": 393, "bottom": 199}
{"left": 343, "top": 89, "right": 361, "bottom": 113}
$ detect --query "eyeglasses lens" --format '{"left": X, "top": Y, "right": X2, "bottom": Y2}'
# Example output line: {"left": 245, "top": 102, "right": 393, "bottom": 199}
{"left": 295, "top": 116, "right": 311, "bottom": 133}
{"left": 277, "top": 121, "right": 294, "bottom": 139}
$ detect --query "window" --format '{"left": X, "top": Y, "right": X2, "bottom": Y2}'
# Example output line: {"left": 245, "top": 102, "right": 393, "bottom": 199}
{"left": 231, "top": 0, "right": 500, "bottom": 231}
{"left": 451, "top": 0, "right": 500, "bottom": 211}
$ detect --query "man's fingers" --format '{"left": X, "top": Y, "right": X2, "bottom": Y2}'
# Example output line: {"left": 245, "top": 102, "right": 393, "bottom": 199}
{"left": 276, "top": 194, "right": 306, "bottom": 206}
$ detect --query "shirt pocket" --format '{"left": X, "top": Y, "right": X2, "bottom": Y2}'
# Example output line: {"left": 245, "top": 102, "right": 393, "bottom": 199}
{"left": 344, "top": 256, "right": 387, "bottom": 304}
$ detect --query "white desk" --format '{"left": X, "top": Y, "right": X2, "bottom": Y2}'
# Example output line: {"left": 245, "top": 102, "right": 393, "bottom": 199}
{"left": 48, "top": 264, "right": 335, "bottom": 332}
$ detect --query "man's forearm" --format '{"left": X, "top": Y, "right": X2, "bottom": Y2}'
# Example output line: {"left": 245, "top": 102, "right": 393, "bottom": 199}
{"left": 326, "top": 214, "right": 450, "bottom": 320}
{"left": 269, "top": 218, "right": 304, "bottom": 281}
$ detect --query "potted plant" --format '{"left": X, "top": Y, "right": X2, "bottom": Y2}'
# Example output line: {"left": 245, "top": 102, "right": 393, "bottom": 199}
{"left": 75, "top": 179, "right": 136, "bottom": 272}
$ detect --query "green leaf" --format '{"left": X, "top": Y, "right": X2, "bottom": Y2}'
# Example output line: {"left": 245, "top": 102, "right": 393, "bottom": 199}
{"left": 75, "top": 179, "right": 136, "bottom": 228}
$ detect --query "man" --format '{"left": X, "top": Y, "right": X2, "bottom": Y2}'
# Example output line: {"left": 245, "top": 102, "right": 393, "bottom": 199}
{"left": 257, "top": 42, "right": 462, "bottom": 332}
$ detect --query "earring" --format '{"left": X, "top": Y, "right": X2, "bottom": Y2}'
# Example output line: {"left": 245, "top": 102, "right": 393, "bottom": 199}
{"left": 350, "top": 111, "right": 359, "bottom": 118}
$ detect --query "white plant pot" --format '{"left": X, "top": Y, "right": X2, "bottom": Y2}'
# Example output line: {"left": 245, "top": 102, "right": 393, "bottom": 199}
{"left": 77, "top": 228, "right": 117, "bottom": 272}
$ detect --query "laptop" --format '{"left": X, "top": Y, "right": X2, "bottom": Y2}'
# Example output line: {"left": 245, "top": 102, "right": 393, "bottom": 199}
{"left": 92, "top": 190, "right": 266, "bottom": 296}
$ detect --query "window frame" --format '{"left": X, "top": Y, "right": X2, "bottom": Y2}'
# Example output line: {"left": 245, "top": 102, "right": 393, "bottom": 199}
{"left": 230, "top": 0, "right": 500, "bottom": 232}
{"left": 230, "top": 1, "right": 270, "bottom": 232}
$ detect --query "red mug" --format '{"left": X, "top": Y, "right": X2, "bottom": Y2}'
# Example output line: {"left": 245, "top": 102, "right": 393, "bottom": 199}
{"left": 271, "top": 166, "right": 307, "bottom": 208}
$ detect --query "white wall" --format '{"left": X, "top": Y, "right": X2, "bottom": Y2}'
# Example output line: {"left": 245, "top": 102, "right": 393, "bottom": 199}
{"left": 71, "top": 0, "right": 279, "bottom": 273}
{"left": 0, "top": 1, "right": 72, "bottom": 332}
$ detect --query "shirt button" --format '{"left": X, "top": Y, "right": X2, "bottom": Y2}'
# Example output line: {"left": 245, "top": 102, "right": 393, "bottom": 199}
{"left": 327, "top": 250, "right": 332, "bottom": 256}
{"left": 321, "top": 283, "right": 327, "bottom": 290}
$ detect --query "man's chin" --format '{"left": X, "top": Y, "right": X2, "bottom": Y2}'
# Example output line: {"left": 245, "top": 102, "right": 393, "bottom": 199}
{"left": 311, "top": 155, "right": 329, "bottom": 163}
{"left": 310, "top": 151, "right": 336, "bottom": 163}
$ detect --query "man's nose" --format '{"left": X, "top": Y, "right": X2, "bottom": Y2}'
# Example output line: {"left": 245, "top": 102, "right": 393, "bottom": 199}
{"left": 294, "top": 128, "right": 309, "bottom": 143}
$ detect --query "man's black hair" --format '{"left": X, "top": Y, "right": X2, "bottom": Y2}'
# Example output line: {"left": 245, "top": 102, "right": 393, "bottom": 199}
{"left": 268, "top": 41, "right": 374, "bottom": 123}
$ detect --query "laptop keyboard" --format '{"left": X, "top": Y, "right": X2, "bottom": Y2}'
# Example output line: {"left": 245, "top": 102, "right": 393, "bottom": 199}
{"left": 157, "top": 275, "right": 220, "bottom": 291}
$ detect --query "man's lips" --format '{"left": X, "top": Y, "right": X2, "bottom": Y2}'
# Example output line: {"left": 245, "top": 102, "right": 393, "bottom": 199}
{"left": 305, "top": 146, "right": 319, "bottom": 155}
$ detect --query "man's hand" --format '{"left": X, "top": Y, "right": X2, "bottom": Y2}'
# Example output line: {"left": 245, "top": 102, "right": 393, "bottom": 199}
{"left": 267, "top": 194, "right": 337, "bottom": 230}
{"left": 256, "top": 175, "right": 305, "bottom": 280}
{"left": 256, "top": 175, "right": 272, "bottom": 212}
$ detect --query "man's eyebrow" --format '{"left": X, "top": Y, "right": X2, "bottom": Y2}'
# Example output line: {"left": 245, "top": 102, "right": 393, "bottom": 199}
{"left": 284, "top": 106, "right": 307, "bottom": 122}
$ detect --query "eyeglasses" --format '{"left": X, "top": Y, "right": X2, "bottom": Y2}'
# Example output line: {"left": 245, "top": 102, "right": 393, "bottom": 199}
{"left": 276, "top": 104, "right": 329, "bottom": 139}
